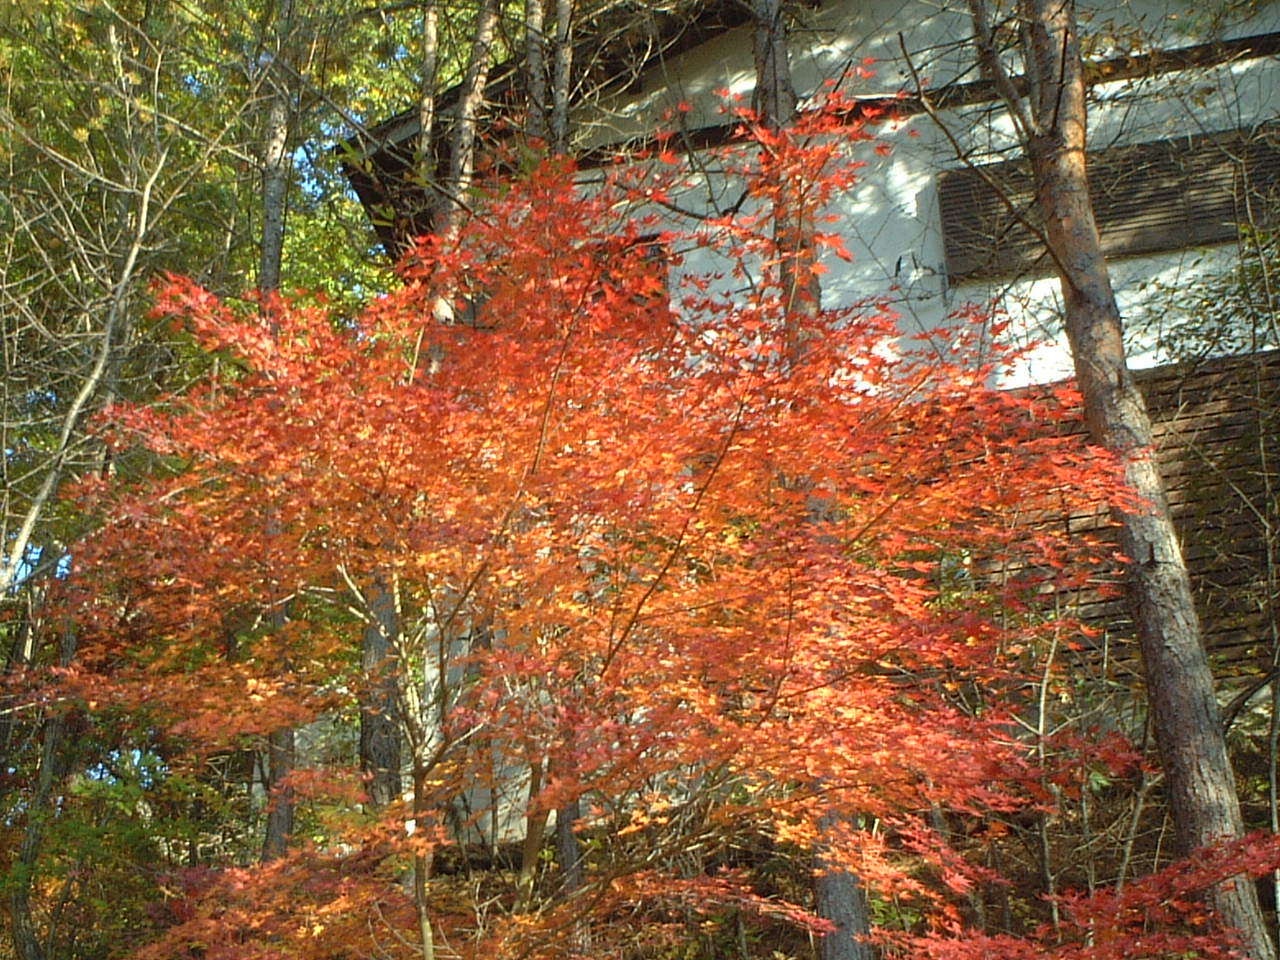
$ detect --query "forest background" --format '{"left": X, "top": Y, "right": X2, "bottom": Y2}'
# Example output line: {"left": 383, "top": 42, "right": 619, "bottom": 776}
{"left": 3, "top": 1, "right": 1280, "bottom": 959}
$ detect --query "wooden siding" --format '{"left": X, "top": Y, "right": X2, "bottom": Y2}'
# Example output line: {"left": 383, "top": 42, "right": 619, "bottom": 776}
{"left": 939, "top": 124, "right": 1280, "bottom": 284}
{"left": 1050, "top": 350, "right": 1280, "bottom": 679}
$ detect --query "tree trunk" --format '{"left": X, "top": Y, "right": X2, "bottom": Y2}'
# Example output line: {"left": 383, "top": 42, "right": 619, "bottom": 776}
{"left": 992, "top": 1, "right": 1275, "bottom": 955}
{"left": 549, "top": 0, "right": 573, "bottom": 154}
{"left": 752, "top": 0, "right": 819, "bottom": 352}
{"left": 360, "top": 575, "right": 402, "bottom": 809}
{"left": 412, "top": 761, "right": 438, "bottom": 960}
{"left": 258, "top": 0, "right": 294, "bottom": 295}
{"left": 9, "top": 630, "right": 76, "bottom": 960}
{"left": 433, "top": 0, "right": 499, "bottom": 237}
{"left": 262, "top": 727, "right": 295, "bottom": 860}
{"left": 752, "top": 4, "right": 873, "bottom": 953}
{"left": 417, "top": 0, "right": 439, "bottom": 176}
{"left": 10, "top": 716, "right": 64, "bottom": 960}
{"left": 259, "top": 92, "right": 289, "bottom": 294}
{"left": 555, "top": 796, "right": 583, "bottom": 891}
{"left": 517, "top": 760, "right": 549, "bottom": 909}
{"left": 525, "top": 0, "right": 549, "bottom": 142}
{"left": 533, "top": 4, "right": 586, "bottom": 887}
{"left": 751, "top": 0, "right": 797, "bottom": 128}
{"left": 815, "top": 814, "right": 875, "bottom": 960}
{"left": 257, "top": 0, "right": 297, "bottom": 863}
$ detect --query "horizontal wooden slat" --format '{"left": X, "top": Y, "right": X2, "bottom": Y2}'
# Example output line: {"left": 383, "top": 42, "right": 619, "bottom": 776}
{"left": 1008, "top": 351, "right": 1280, "bottom": 678}
{"left": 940, "top": 124, "right": 1280, "bottom": 283}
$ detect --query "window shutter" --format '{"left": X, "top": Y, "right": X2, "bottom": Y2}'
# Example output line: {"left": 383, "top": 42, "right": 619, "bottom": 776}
{"left": 939, "top": 123, "right": 1280, "bottom": 284}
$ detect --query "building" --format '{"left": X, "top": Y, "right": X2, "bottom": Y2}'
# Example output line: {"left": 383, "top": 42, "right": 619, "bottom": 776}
{"left": 344, "top": 0, "right": 1280, "bottom": 678}
{"left": 349, "top": 1, "right": 1278, "bottom": 374}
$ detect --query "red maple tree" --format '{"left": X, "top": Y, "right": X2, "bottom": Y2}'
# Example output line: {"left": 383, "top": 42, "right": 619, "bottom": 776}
{"left": 58, "top": 109, "right": 1261, "bottom": 959}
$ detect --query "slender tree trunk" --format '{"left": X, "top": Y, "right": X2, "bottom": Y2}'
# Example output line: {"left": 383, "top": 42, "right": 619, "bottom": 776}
{"left": 751, "top": 0, "right": 796, "bottom": 128}
{"left": 525, "top": 0, "right": 549, "bottom": 142}
{"left": 533, "top": 3, "right": 587, "bottom": 889}
{"left": 412, "top": 762, "right": 437, "bottom": 960}
{"left": 550, "top": 749, "right": 584, "bottom": 898}
{"left": 10, "top": 716, "right": 64, "bottom": 960}
{"left": 517, "top": 759, "right": 549, "bottom": 909}
{"left": 434, "top": 0, "right": 499, "bottom": 237}
{"left": 261, "top": 727, "right": 295, "bottom": 860}
{"left": 257, "top": 0, "right": 298, "bottom": 863}
{"left": 261, "top": 566, "right": 297, "bottom": 863}
{"left": 361, "top": 575, "right": 402, "bottom": 809}
{"left": 972, "top": 1, "right": 1275, "bottom": 955}
{"left": 814, "top": 814, "right": 875, "bottom": 960}
{"left": 9, "top": 629, "right": 76, "bottom": 960}
{"left": 752, "top": 0, "right": 819, "bottom": 351}
{"left": 418, "top": 0, "right": 439, "bottom": 175}
{"left": 549, "top": 0, "right": 573, "bottom": 154}
{"left": 388, "top": 610, "right": 439, "bottom": 959}
{"left": 259, "top": 94, "right": 289, "bottom": 294}
{"left": 261, "top": 540, "right": 295, "bottom": 862}
{"left": 555, "top": 795, "right": 583, "bottom": 891}
{"left": 752, "top": 4, "right": 873, "bottom": 955}
{"left": 258, "top": 0, "right": 294, "bottom": 295}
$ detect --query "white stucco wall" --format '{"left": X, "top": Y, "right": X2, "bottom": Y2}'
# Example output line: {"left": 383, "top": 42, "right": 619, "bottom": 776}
{"left": 578, "top": 0, "right": 1280, "bottom": 387}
